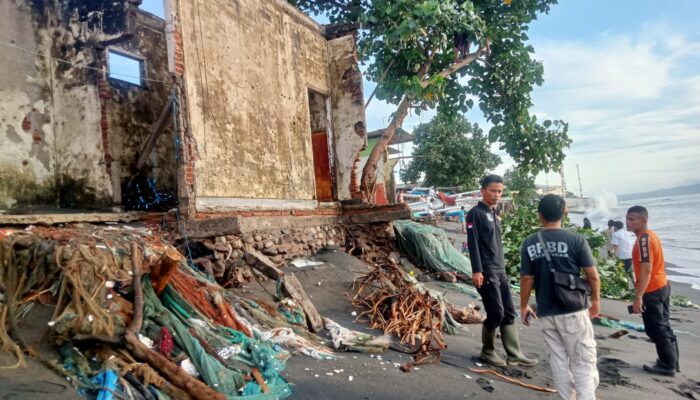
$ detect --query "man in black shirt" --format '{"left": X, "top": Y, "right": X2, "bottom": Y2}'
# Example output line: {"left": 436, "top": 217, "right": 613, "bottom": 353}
{"left": 467, "top": 175, "right": 536, "bottom": 367}
{"left": 520, "top": 194, "right": 601, "bottom": 398}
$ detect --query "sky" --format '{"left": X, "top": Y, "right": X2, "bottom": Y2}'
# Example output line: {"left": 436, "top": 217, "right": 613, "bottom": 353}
{"left": 136, "top": 0, "right": 700, "bottom": 196}
{"left": 364, "top": 1, "right": 700, "bottom": 196}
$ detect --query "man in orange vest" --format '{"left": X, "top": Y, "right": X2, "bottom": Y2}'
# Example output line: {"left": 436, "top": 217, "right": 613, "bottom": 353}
{"left": 626, "top": 205, "right": 680, "bottom": 376}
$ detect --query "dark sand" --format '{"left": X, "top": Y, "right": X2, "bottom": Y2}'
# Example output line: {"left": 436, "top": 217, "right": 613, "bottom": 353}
{"left": 2, "top": 223, "right": 698, "bottom": 400}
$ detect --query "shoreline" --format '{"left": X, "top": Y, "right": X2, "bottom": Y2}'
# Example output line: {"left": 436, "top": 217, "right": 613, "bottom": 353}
{"left": 664, "top": 262, "right": 700, "bottom": 303}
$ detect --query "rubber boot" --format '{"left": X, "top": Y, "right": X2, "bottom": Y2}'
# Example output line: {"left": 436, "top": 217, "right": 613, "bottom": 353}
{"left": 643, "top": 340, "right": 676, "bottom": 376}
{"left": 500, "top": 324, "right": 537, "bottom": 367}
{"left": 480, "top": 326, "right": 506, "bottom": 367}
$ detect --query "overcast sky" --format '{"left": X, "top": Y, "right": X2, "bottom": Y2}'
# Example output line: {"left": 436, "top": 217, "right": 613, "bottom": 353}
{"left": 139, "top": 0, "right": 700, "bottom": 196}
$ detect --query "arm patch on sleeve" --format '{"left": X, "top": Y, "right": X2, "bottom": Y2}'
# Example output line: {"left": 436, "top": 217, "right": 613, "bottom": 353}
{"left": 639, "top": 234, "right": 650, "bottom": 262}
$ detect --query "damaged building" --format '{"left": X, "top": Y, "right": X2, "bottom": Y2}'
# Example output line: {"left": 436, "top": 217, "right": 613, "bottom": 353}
{"left": 0, "top": 0, "right": 408, "bottom": 270}
{"left": 0, "top": 0, "right": 381, "bottom": 214}
{"left": 1, "top": 0, "right": 175, "bottom": 210}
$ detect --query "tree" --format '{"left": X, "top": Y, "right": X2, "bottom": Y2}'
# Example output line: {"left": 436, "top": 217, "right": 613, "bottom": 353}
{"left": 503, "top": 166, "right": 537, "bottom": 205}
{"left": 291, "top": 0, "right": 571, "bottom": 201}
{"left": 400, "top": 113, "right": 500, "bottom": 189}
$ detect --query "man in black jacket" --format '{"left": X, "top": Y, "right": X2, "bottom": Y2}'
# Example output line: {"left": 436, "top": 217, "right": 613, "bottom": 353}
{"left": 467, "top": 174, "right": 536, "bottom": 367}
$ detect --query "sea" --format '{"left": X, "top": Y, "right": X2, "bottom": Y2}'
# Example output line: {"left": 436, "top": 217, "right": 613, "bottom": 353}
{"left": 568, "top": 192, "right": 700, "bottom": 291}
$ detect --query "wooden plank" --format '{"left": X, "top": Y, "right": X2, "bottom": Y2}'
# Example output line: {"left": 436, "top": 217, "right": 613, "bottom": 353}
{"left": 136, "top": 100, "right": 173, "bottom": 170}
{"left": 282, "top": 274, "right": 324, "bottom": 333}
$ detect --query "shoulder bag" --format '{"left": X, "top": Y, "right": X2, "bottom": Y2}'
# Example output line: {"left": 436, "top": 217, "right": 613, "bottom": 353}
{"left": 537, "top": 231, "right": 590, "bottom": 312}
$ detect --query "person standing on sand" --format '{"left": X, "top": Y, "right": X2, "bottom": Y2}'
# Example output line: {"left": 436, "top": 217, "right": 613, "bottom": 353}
{"left": 467, "top": 174, "right": 536, "bottom": 367}
{"left": 604, "top": 219, "right": 615, "bottom": 258}
{"left": 611, "top": 220, "right": 635, "bottom": 290}
{"left": 626, "top": 206, "right": 680, "bottom": 376}
{"left": 520, "top": 194, "right": 601, "bottom": 400}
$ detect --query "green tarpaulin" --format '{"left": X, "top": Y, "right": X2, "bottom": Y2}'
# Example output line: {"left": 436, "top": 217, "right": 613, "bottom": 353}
{"left": 394, "top": 220, "right": 472, "bottom": 277}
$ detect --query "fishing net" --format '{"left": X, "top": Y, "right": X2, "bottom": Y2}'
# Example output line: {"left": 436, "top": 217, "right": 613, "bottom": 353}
{"left": 0, "top": 226, "right": 299, "bottom": 399}
{"left": 393, "top": 220, "right": 472, "bottom": 276}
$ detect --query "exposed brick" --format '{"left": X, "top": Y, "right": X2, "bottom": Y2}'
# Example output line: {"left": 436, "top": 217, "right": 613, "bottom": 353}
{"left": 21, "top": 115, "right": 31, "bottom": 132}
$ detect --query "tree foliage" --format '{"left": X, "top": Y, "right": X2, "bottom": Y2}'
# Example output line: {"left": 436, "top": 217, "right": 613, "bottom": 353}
{"left": 504, "top": 166, "right": 537, "bottom": 205}
{"left": 291, "top": 0, "right": 571, "bottom": 197}
{"left": 400, "top": 113, "right": 500, "bottom": 189}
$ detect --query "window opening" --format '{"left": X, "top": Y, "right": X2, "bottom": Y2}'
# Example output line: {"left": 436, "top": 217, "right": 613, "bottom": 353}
{"left": 108, "top": 50, "right": 143, "bottom": 85}
{"left": 138, "top": 0, "right": 165, "bottom": 18}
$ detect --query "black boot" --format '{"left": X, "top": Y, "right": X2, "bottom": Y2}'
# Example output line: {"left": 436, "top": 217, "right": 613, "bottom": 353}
{"left": 643, "top": 340, "right": 676, "bottom": 377}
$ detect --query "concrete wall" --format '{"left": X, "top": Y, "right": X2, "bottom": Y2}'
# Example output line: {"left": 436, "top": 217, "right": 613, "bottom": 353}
{"left": 176, "top": 0, "right": 331, "bottom": 207}
{"left": 0, "top": 1, "right": 174, "bottom": 211}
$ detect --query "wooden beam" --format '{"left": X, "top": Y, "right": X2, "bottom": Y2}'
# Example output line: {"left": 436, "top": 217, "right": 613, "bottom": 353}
{"left": 282, "top": 274, "right": 324, "bottom": 333}
{"left": 136, "top": 99, "right": 173, "bottom": 170}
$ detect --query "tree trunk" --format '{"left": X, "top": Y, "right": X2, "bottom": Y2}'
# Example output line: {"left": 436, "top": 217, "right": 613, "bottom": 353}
{"left": 360, "top": 44, "right": 487, "bottom": 201}
{"left": 360, "top": 96, "right": 412, "bottom": 200}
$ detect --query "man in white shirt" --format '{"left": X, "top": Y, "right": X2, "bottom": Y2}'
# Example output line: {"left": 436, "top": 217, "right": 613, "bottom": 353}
{"left": 611, "top": 220, "right": 635, "bottom": 289}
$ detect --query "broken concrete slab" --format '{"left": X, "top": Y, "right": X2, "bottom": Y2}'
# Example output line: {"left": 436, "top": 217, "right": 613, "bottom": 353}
{"left": 244, "top": 245, "right": 285, "bottom": 280}
{"left": 0, "top": 212, "right": 148, "bottom": 225}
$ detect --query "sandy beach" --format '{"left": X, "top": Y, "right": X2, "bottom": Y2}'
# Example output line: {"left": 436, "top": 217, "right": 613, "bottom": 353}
{"left": 1, "top": 222, "right": 698, "bottom": 400}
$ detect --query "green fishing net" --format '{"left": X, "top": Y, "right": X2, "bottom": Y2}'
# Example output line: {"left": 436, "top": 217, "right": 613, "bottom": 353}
{"left": 394, "top": 220, "right": 472, "bottom": 276}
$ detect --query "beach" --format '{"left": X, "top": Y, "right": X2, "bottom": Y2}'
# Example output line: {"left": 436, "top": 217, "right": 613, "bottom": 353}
{"left": 255, "top": 230, "right": 700, "bottom": 400}
{"left": 1, "top": 221, "right": 698, "bottom": 400}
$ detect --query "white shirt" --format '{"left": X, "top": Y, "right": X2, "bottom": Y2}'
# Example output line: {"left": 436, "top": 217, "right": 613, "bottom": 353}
{"left": 611, "top": 229, "right": 634, "bottom": 260}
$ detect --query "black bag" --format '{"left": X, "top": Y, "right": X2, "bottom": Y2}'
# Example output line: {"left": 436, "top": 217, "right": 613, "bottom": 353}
{"left": 537, "top": 231, "right": 590, "bottom": 312}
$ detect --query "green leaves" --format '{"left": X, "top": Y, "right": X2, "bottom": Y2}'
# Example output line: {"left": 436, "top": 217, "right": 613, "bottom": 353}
{"left": 504, "top": 166, "right": 537, "bottom": 206}
{"left": 291, "top": 0, "right": 569, "bottom": 178}
{"left": 501, "top": 204, "right": 542, "bottom": 279}
{"left": 399, "top": 113, "right": 500, "bottom": 189}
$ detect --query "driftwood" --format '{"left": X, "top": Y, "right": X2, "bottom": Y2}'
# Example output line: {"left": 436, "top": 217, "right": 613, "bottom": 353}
{"left": 468, "top": 368, "right": 558, "bottom": 394}
{"left": 125, "top": 243, "right": 226, "bottom": 400}
{"left": 282, "top": 274, "right": 324, "bottom": 333}
{"left": 150, "top": 249, "right": 184, "bottom": 295}
{"left": 352, "top": 260, "right": 446, "bottom": 368}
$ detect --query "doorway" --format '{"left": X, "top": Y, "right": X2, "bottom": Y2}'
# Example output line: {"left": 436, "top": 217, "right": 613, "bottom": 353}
{"left": 308, "top": 90, "right": 334, "bottom": 202}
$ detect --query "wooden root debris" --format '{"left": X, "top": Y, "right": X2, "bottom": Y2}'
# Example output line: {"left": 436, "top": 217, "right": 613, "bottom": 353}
{"left": 448, "top": 303, "right": 485, "bottom": 324}
{"left": 352, "top": 260, "right": 446, "bottom": 367}
{"left": 468, "top": 368, "right": 559, "bottom": 394}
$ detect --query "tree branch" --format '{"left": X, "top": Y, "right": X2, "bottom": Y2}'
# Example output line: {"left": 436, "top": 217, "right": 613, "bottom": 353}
{"left": 421, "top": 39, "right": 490, "bottom": 88}
{"left": 365, "top": 57, "right": 397, "bottom": 110}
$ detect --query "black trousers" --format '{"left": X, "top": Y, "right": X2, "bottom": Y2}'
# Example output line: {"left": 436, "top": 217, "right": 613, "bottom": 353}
{"left": 642, "top": 284, "right": 676, "bottom": 345}
{"left": 477, "top": 272, "right": 516, "bottom": 330}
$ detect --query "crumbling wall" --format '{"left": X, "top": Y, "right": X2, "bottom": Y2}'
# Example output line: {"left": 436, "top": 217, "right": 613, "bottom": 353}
{"left": 0, "top": 0, "right": 56, "bottom": 209}
{"left": 0, "top": 0, "right": 174, "bottom": 210}
{"left": 176, "top": 0, "right": 331, "bottom": 207}
{"left": 328, "top": 35, "right": 367, "bottom": 201}
{"left": 107, "top": 10, "right": 176, "bottom": 203}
